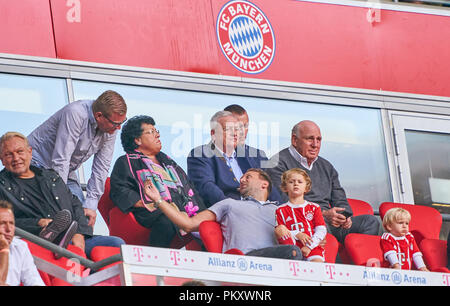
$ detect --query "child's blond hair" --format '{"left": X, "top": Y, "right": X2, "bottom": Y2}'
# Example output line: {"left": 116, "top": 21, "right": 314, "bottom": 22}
{"left": 280, "top": 168, "right": 312, "bottom": 194}
{"left": 382, "top": 207, "right": 411, "bottom": 231}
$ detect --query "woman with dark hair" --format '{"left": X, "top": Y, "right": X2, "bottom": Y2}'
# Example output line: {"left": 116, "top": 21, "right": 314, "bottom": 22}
{"left": 110, "top": 115, "right": 206, "bottom": 248}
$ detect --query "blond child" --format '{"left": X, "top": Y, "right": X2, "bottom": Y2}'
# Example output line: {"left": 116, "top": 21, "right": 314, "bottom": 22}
{"left": 381, "top": 207, "right": 428, "bottom": 271}
{"left": 274, "top": 168, "right": 327, "bottom": 262}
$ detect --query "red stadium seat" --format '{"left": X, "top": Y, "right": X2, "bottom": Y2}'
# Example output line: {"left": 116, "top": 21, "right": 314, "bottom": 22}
{"left": 90, "top": 246, "right": 121, "bottom": 271}
{"left": 347, "top": 198, "right": 374, "bottom": 216}
{"left": 420, "top": 238, "right": 450, "bottom": 273}
{"left": 109, "top": 206, "right": 151, "bottom": 245}
{"left": 337, "top": 198, "right": 376, "bottom": 264}
{"left": 97, "top": 177, "right": 115, "bottom": 226}
{"left": 98, "top": 177, "right": 151, "bottom": 245}
{"left": 199, "top": 220, "right": 243, "bottom": 255}
{"left": 25, "top": 239, "right": 87, "bottom": 286}
{"left": 199, "top": 220, "right": 338, "bottom": 261}
{"left": 101, "top": 177, "right": 201, "bottom": 250}
{"left": 344, "top": 234, "right": 384, "bottom": 267}
{"left": 199, "top": 220, "right": 223, "bottom": 253}
{"left": 324, "top": 233, "right": 339, "bottom": 263}
{"left": 379, "top": 202, "right": 442, "bottom": 245}
{"left": 109, "top": 199, "right": 201, "bottom": 250}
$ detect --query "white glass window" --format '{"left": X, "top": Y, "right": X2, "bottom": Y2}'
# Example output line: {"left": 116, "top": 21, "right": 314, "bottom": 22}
{"left": 0, "top": 73, "right": 68, "bottom": 139}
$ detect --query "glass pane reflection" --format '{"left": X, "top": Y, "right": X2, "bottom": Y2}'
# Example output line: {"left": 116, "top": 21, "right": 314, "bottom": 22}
{"left": 405, "top": 130, "right": 450, "bottom": 214}
{"left": 0, "top": 73, "right": 68, "bottom": 139}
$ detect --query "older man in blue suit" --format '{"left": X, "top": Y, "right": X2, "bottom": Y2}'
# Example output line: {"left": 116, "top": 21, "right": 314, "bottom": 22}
{"left": 188, "top": 109, "right": 280, "bottom": 207}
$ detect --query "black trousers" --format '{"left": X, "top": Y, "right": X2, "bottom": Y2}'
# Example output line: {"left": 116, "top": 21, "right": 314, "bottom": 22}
{"left": 327, "top": 214, "right": 381, "bottom": 244}
{"left": 135, "top": 211, "right": 177, "bottom": 248}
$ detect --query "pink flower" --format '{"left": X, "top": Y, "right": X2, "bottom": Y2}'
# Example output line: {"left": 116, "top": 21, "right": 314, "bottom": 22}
{"left": 185, "top": 201, "right": 199, "bottom": 217}
{"left": 187, "top": 189, "right": 194, "bottom": 197}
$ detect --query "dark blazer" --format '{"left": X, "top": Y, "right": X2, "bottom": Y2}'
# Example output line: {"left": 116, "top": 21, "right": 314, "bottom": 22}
{"left": 187, "top": 142, "right": 281, "bottom": 207}
{"left": 0, "top": 166, "right": 92, "bottom": 237}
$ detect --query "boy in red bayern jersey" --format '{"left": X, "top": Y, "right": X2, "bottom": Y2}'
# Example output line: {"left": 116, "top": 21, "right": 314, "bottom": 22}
{"left": 274, "top": 168, "right": 326, "bottom": 262}
{"left": 381, "top": 208, "right": 429, "bottom": 271}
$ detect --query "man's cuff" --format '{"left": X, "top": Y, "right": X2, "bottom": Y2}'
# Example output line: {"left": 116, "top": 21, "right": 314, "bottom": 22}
{"left": 84, "top": 198, "right": 98, "bottom": 210}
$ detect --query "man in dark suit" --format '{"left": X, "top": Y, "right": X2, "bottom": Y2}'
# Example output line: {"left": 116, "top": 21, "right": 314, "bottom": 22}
{"left": 187, "top": 109, "right": 280, "bottom": 207}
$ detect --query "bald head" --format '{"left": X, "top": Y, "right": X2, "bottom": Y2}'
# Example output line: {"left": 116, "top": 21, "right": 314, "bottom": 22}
{"left": 291, "top": 120, "right": 322, "bottom": 166}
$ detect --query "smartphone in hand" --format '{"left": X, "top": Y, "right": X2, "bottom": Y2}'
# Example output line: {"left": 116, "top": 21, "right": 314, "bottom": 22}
{"left": 340, "top": 210, "right": 353, "bottom": 219}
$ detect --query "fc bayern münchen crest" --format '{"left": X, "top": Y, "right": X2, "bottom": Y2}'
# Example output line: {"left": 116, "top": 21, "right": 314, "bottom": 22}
{"left": 216, "top": 0, "right": 276, "bottom": 74}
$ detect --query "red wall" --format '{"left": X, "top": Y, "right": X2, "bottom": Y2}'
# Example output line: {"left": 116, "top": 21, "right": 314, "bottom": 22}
{"left": 0, "top": 0, "right": 55, "bottom": 58}
{"left": 1, "top": 0, "right": 449, "bottom": 97}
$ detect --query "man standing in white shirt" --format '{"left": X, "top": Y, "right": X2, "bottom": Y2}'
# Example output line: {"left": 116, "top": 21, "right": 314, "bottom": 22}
{"left": 0, "top": 200, "right": 44, "bottom": 286}
{"left": 28, "top": 90, "right": 127, "bottom": 226}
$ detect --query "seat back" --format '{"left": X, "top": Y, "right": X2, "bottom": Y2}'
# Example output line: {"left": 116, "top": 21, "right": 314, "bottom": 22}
{"left": 344, "top": 233, "right": 384, "bottom": 267}
{"left": 98, "top": 178, "right": 114, "bottom": 226}
{"left": 324, "top": 233, "right": 339, "bottom": 263}
{"left": 109, "top": 206, "right": 151, "bottom": 245}
{"left": 420, "top": 238, "right": 449, "bottom": 272}
{"left": 90, "top": 246, "right": 122, "bottom": 271}
{"left": 379, "top": 202, "right": 442, "bottom": 244}
{"left": 347, "top": 198, "right": 374, "bottom": 216}
{"left": 199, "top": 220, "right": 334, "bottom": 259}
{"left": 109, "top": 205, "right": 201, "bottom": 250}
{"left": 199, "top": 220, "right": 223, "bottom": 253}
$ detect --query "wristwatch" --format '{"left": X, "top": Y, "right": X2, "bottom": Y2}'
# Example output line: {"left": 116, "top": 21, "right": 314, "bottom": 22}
{"left": 154, "top": 198, "right": 163, "bottom": 208}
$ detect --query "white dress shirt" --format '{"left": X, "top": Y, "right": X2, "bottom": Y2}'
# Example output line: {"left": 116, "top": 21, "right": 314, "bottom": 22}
{"left": 288, "top": 145, "right": 318, "bottom": 171}
{"left": 28, "top": 100, "right": 117, "bottom": 210}
{"left": 6, "top": 237, "right": 45, "bottom": 286}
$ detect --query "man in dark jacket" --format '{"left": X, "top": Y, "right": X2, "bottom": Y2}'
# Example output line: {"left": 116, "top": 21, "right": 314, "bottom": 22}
{"left": 0, "top": 132, "right": 124, "bottom": 258}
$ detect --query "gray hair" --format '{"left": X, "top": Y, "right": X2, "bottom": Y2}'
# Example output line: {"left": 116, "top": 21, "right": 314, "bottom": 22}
{"left": 210, "top": 110, "right": 233, "bottom": 130}
{"left": 291, "top": 122, "right": 302, "bottom": 136}
{"left": 0, "top": 131, "right": 29, "bottom": 155}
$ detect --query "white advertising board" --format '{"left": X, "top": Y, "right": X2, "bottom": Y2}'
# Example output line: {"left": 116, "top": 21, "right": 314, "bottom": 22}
{"left": 120, "top": 245, "right": 450, "bottom": 286}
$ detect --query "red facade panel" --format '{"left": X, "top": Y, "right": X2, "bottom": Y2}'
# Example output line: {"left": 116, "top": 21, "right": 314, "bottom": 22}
{"left": 210, "top": 1, "right": 450, "bottom": 97}
{"left": 49, "top": 0, "right": 220, "bottom": 74}
{"left": 211, "top": 1, "right": 382, "bottom": 89}
{"left": 375, "top": 9, "right": 450, "bottom": 96}
{"left": 0, "top": 0, "right": 56, "bottom": 58}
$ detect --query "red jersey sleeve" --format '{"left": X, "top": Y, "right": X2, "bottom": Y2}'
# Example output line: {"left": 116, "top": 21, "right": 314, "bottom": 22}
{"left": 407, "top": 233, "right": 421, "bottom": 256}
{"left": 275, "top": 207, "right": 286, "bottom": 227}
{"left": 380, "top": 233, "right": 396, "bottom": 258}
{"left": 312, "top": 204, "right": 326, "bottom": 227}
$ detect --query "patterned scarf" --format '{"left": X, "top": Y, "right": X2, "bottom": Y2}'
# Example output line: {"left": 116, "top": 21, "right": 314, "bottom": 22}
{"left": 126, "top": 151, "right": 203, "bottom": 216}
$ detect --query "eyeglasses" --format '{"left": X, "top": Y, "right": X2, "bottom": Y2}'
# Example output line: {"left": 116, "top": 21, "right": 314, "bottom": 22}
{"left": 222, "top": 126, "right": 242, "bottom": 133}
{"left": 103, "top": 114, "right": 127, "bottom": 127}
{"left": 142, "top": 129, "right": 160, "bottom": 136}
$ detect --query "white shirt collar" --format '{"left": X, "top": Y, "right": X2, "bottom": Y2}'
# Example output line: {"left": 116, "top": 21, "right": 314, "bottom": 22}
{"left": 288, "top": 145, "right": 317, "bottom": 170}
{"left": 212, "top": 142, "right": 236, "bottom": 159}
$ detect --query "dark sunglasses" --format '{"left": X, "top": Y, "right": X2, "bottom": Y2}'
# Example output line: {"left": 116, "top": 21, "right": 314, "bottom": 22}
{"left": 103, "top": 114, "right": 127, "bottom": 127}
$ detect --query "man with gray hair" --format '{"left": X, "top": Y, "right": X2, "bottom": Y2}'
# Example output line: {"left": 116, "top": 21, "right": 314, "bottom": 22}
{"left": 27, "top": 90, "right": 127, "bottom": 226}
{"left": 0, "top": 200, "right": 45, "bottom": 286}
{"left": 266, "top": 120, "right": 379, "bottom": 244}
{"left": 188, "top": 110, "right": 280, "bottom": 207}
